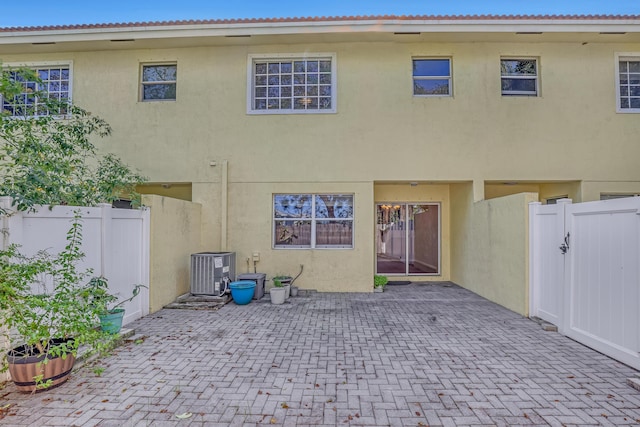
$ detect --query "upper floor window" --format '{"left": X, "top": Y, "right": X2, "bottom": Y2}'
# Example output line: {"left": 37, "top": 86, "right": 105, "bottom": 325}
{"left": 412, "top": 58, "right": 452, "bottom": 96}
{"left": 140, "top": 63, "right": 176, "bottom": 101}
{"left": 616, "top": 54, "right": 640, "bottom": 112}
{"left": 248, "top": 54, "right": 336, "bottom": 114}
{"left": 1, "top": 62, "right": 71, "bottom": 117}
{"left": 501, "top": 58, "right": 538, "bottom": 96}
{"left": 273, "top": 194, "right": 353, "bottom": 249}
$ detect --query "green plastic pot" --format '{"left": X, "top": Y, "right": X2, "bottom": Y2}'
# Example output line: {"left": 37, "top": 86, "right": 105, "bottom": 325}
{"left": 99, "top": 308, "right": 125, "bottom": 334}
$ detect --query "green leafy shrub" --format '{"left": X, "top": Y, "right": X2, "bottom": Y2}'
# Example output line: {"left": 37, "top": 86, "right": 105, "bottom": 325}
{"left": 0, "top": 215, "right": 114, "bottom": 388}
{"left": 82, "top": 276, "right": 147, "bottom": 314}
{"left": 374, "top": 275, "right": 388, "bottom": 288}
{"left": 0, "top": 66, "right": 146, "bottom": 212}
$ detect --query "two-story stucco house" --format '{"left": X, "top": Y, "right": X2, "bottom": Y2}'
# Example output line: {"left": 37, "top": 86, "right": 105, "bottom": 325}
{"left": 1, "top": 14, "right": 639, "bottom": 315}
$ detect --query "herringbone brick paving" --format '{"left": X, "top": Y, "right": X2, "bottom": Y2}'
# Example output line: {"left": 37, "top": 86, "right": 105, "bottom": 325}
{"left": 1, "top": 282, "right": 639, "bottom": 426}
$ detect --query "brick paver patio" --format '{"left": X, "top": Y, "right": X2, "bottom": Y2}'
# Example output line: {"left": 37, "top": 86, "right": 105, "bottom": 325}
{"left": 1, "top": 282, "right": 639, "bottom": 426}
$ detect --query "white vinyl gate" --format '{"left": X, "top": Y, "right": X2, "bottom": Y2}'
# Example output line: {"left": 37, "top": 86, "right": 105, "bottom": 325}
{"left": 530, "top": 198, "right": 640, "bottom": 370}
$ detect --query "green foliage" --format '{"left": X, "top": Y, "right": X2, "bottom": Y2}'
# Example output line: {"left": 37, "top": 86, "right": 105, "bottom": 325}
{"left": 0, "top": 214, "right": 114, "bottom": 379}
{"left": 82, "top": 276, "right": 147, "bottom": 314}
{"left": 273, "top": 275, "right": 292, "bottom": 287}
{"left": 374, "top": 275, "right": 388, "bottom": 288}
{"left": 0, "top": 65, "right": 147, "bottom": 212}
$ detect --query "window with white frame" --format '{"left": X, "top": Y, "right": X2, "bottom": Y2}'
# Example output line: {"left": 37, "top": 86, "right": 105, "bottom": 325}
{"left": 500, "top": 58, "right": 539, "bottom": 96}
{"left": 273, "top": 194, "right": 353, "bottom": 249}
{"left": 616, "top": 55, "right": 640, "bottom": 112}
{"left": 248, "top": 54, "right": 336, "bottom": 113}
{"left": 412, "top": 58, "right": 452, "bottom": 96}
{"left": 140, "top": 63, "right": 177, "bottom": 101}
{"left": 1, "top": 63, "right": 71, "bottom": 117}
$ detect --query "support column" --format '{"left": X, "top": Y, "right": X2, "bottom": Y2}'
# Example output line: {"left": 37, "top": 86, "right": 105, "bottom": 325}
{"left": 473, "top": 178, "right": 485, "bottom": 202}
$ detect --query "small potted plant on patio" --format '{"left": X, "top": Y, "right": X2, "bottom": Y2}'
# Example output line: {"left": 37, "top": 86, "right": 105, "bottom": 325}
{"left": 273, "top": 275, "right": 292, "bottom": 299}
{"left": 0, "top": 217, "right": 113, "bottom": 393}
{"left": 374, "top": 275, "right": 388, "bottom": 292}
{"left": 270, "top": 278, "right": 286, "bottom": 305}
{"left": 83, "top": 277, "right": 147, "bottom": 334}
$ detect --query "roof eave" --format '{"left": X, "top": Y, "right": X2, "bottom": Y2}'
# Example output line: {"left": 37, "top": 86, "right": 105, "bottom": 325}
{"left": 1, "top": 18, "right": 639, "bottom": 45}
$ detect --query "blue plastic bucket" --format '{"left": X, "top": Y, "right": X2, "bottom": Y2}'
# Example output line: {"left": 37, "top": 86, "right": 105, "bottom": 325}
{"left": 229, "top": 280, "right": 256, "bottom": 305}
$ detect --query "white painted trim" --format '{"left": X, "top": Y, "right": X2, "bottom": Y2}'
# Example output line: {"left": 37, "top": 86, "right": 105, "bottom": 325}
{"left": 615, "top": 52, "right": 640, "bottom": 114}
{"left": 412, "top": 57, "right": 453, "bottom": 97}
{"left": 500, "top": 57, "right": 540, "bottom": 97}
{"left": 138, "top": 62, "right": 177, "bottom": 102}
{"left": 2, "top": 19, "right": 640, "bottom": 45}
{"left": 1, "top": 60, "right": 74, "bottom": 111}
{"left": 272, "top": 193, "right": 354, "bottom": 249}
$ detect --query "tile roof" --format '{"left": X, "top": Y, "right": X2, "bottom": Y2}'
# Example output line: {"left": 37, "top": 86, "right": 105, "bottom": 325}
{"left": 1, "top": 14, "right": 639, "bottom": 32}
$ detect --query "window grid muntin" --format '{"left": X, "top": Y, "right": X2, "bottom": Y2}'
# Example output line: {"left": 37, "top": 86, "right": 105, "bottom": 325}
{"left": 618, "top": 58, "right": 640, "bottom": 111}
{"left": 501, "top": 58, "right": 539, "bottom": 96}
{"left": 1, "top": 65, "right": 71, "bottom": 117}
{"left": 273, "top": 193, "right": 353, "bottom": 249}
{"left": 412, "top": 58, "right": 452, "bottom": 97}
{"left": 140, "top": 63, "right": 177, "bottom": 101}
{"left": 249, "top": 54, "right": 336, "bottom": 114}
{"left": 254, "top": 59, "right": 332, "bottom": 111}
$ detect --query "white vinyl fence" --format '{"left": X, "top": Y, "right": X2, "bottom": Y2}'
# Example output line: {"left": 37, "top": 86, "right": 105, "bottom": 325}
{"left": 530, "top": 197, "right": 640, "bottom": 370}
{"left": 0, "top": 198, "right": 150, "bottom": 326}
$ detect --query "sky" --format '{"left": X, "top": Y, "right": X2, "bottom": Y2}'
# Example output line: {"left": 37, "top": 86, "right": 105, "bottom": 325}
{"left": 0, "top": 0, "right": 638, "bottom": 28}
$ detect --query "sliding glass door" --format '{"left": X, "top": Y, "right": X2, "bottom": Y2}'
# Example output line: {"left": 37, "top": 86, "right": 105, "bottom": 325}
{"left": 376, "top": 203, "right": 440, "bottom": 275}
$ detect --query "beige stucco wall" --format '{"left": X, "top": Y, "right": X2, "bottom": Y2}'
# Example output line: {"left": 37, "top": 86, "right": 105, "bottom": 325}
{"left": 2, "top": 37, "right": 640, "bottom": 297}
{"left": 450, "top": 184, "right": 538, "bottom": 316}
{"left": 485, "top": 184, "right": 541, "bottom": 200}
{"left": 486, "top": 181, "right": 583, "bottom": 203}
{"left": 539, "top": 182, "right": 582, "bottom": 203}
{"left": 581, "top": 181, "right": 640, "bottom": 202}
{"left": 139, "top": 183, "right": 192, "bottom": 202}
{"left": 143, "top": 194, "right": 203, "bottom": 311}
{"left": 230, "top": 182, "right": 374, "bottom": 293}
{"left": 2, "top": 41, "right": 639, "bottom": 185}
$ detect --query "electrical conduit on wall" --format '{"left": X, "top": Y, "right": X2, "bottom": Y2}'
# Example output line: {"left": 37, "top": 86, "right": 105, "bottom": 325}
{"left": 221, "top": 160, "right": 228, "bottom": 251}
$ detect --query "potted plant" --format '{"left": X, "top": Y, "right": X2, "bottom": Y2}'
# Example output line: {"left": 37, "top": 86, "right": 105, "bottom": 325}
{"left": 374, "top": 275, "right": 388, "bottom": 292}
{"left": 83, "top": 277, "right": 147, "bottom": 334}
{"left": 273, "top": 275, "right": 292, "bottom": 299}
{"left": 270, "top": 278, "right": 286, "bottom": 305}
{"left": 0, "top": 217, "right": 113, "bottom": 392}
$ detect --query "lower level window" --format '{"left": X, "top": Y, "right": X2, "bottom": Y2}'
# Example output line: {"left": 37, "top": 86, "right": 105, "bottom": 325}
{"left": 273, "top": 194, "right": 353, "bottom": 249}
